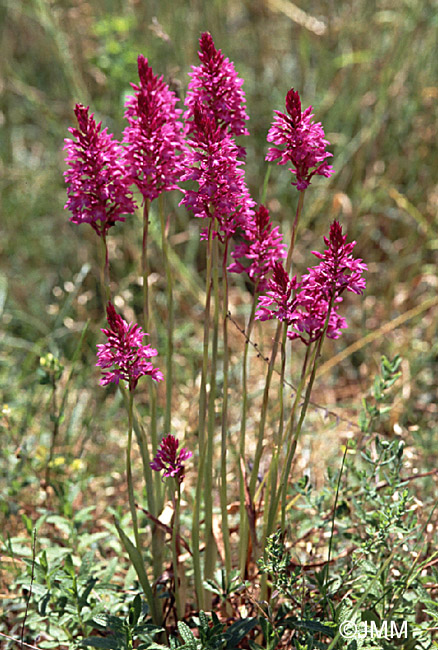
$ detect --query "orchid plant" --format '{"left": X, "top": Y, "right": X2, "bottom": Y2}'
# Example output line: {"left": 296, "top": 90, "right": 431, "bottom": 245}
{"left": 63, "top": 31, "right": 366, "bottom": 625}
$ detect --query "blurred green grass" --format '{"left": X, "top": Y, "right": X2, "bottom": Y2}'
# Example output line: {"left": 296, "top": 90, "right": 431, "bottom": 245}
{"left": 1, "top": 0, "right": 438, "bottom": 526}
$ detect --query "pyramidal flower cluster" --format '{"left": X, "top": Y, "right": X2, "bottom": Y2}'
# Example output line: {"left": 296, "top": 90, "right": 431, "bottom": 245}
{"left": 228, "top": 204, "right": 286, "bottom": 291}
{"left": 122, "top": 54, "right": 185, "bottom": 203}
{"left": 180, "top": 33, "right": 254, "bottom": 242}
{"left": 179, "top": 102, "right": 255, "bottom": 241}
{"left": 96, "top": 302, "right": 163, "bottom": 390}
{"left": 257, "top": 221, "right": 366, "bottom": 344}
{"left": 184, "top": 31, "right": 249, "bottom": 139}
{"left": 266, "top": 88, "right": 334, "bottom": 190}
{"left": 64, "top": 58, "right": 185, "bottom": 234}
{"left": 150, "top": 434, "right": 192, "bottom": 483}
{"left": 64, "top": 104, "right": 136, "bottom": 236}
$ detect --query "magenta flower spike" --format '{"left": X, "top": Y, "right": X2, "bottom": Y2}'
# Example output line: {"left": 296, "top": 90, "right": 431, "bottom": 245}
{"left": 150, "top": 434, "right": 193, "bottom": 483}
{"left": 184, "top": 32, "right": 249, "bottom": 139}
{"left": 266, "top": 88, "right": 335, "bottom": 191}
{"left": 122, "top": 55, "right": 186, "bottom": 203}
{"left": 64, "top": 104, "right": 136, "bottom": 236}
{"left": 179, "top": 102, "right": 255, "bottom": 241}
{"left": 228, "top": 205, "right": 286, "bottom": 291}
{"left": 96, "top": 302, "right": 164, "bottom": 390}
{"left": 256, "top": 221, "right": 366, "bottom": 344}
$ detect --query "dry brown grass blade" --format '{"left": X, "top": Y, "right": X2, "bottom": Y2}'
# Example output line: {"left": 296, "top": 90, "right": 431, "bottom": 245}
{"left": 212, "top": 513, "right": 226, "bottom": 565}
{"left": 317, "top": 296, "right": 438, "bottom": 378}
{"left": 265, "top": 0, "right": 326, "bottom": 35}
{"left": 135, "top": 503, "right": 192, "bottom": 555}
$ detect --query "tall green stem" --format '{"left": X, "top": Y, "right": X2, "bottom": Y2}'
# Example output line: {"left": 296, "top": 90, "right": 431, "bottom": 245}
{"left": 159, "top": 195, "right": 173, "bottom": 434}
{"left": 238, "top": 286, "right": 259, "bottom": 576}
{"left": 261, "top": 322, "right": 287, "bottom": 549}
{"left": 192, "top": 221, "right": 214, "bottom": 608}
{"left": 125, "top": 389, "right": 159, "bottom": 623}
{"left": 99, "top": 234, "right": 111, "bottom": 305}
{"left": 140, "top": 199, "right": 162, "bottom": 577}
{"left": 172, "top": 481, "right": 183, "bottom": 619}
{"left": 277, "top": 291, "right": 337, "bottom": 528}
{"left": 127, "top": 392, "right": 140, "bottom": 549}
{"left": 220, "top": 239, "right": 231, "bottom": 574}
{"left": 204, "top": 232, "right": 220, "bottom": 600}
{"left": 141, "top": 200, "right": 151, "bottom": 331}
{"left": 249, "top": 191, "right": 305, "bottom": 501}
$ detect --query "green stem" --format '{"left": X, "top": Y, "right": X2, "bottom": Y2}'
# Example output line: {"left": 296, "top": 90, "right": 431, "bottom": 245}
{"left": 248, "top": 191, "right": 305, "bottom": 501}
{"left": 120, "top": 385, "right": 156, "bottom": 516}
{"left": 261, "top": 322, "right": 287, "bottom": 546}
{"left": 204, "top": 231, "right": 220, "bottom": 601}
{"left": 127, "top": 391, "right": 140, "bottom": 551}
{"left": 323, "top": 443, "right": 348, "bottom": 599}
{"left": 220, "top": 238, "right": 231, "bottom": 574}
{"left": 159, "top": 194, "right": 173, "bottom": 434}
{"left": 238, "top": 286, "right": 259, "bottom": 577}
{"left": 285, "top": 190, "right": 305, "bottom": 273}
{"left": 125, "top": 389, "right": 159, "bottom": 622}
{"left": 44, "top": 377, "right": 59, "bottom": 488}
{"left": 99, "top": 234, "right": 111, "bottom": 305}
{"left": 142, "top": 200, "right": 150, "bottom": 331}
{"left": 172, "top": 481, "right": 183, "bottom": 619}
{"left": 277, "top": 291, "right": 337, "bottom": 528}
{"left": 192, "top": 221, "right": 214, "bottom": 609}
{"left": 141, "top": 199, "right": 160, "bottom": 509}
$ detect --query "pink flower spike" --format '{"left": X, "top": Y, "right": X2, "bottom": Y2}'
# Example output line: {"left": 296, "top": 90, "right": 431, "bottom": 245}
{"left": 228, "top": 205, "right": 286, "bottom": 291}
{"left": 266, "top": 88, "right": 334, "bottom": 191}
{"left": 179, "top": 102, "right": 255, "bottom": 241}
{"left": 256, "top": 222, "right": 366, "bottom": 345}
{"left": 64, "top": 104, "right": 136, "bottom": 236}
{"left": 184, "top": 32, "right": 249, "bottom": 139}
{"left": 96, "top": 302, "right": 164, "bottom": 391}
{"left": 122, "top": 55, "right": 186, "bottom": 203}
{"left": 150, "top": 434, "right": 193, "bottom": 483}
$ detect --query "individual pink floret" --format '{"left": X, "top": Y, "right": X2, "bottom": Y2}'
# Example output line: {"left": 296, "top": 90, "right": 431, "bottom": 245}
{"left": 122, "top": 55, "right": 186, "bottom": 203}
{"left": 150, "top": 434, "right": 192, "bottom": 483}
{"left": 64, "top": 104, "right": 136, "bottom": 236}
{"left": 96, "top": 302, "right": 163, "bottom": 391}
{"left": 266, "top": 88, "right": 334, "bottom": 191}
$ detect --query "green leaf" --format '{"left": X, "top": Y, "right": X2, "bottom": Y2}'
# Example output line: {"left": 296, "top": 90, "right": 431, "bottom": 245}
{"left": 225, "top": 618, "right": 258, "bottom": 646}
{"left": 0, "top": 273, "right": 7, "bottom": 317}
{"left": 63, "top": 554, "right": 75, "bottom": 579}
{"left": 203, "top": 578, "right": 222, "bottom": 596}
{"left": 114, "top": 520, "right": 160, "bottom": 625}
{"left": 81, "top": 637, "right": 121, "bottom": 649}
{"left": 177, "top": 621, "right": 197, "bottom": 649}
{"left": 129, "top": 593, "right": 142, "bottom": 626}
